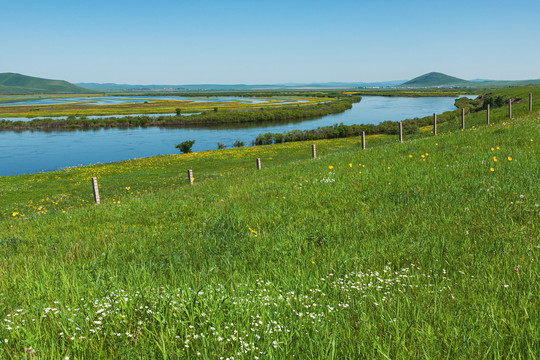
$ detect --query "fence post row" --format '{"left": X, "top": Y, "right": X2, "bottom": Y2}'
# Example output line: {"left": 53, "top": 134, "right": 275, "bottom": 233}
{"left": 188, "top": 169, "right": 193, "bottom": 185}
{"left": 462, "top": 108, "right": 465, "bottom": 130}
{"left": 312, "top": 144, "right": 316, "bottom": 159}
{"left": 487, "top": 104, "right": 490, "bottom": 125}
{"left": 256, "top": 158, "right": 261, "bottom": 170}
{"left": 399, "top": 122, "right": 403, "bottom": 143}
{"left": 509, "top": 98, "right": 512, "bottom": 118}
{"left": 433, "top": 113, "right": 437, "bottom": 135}
{"left": 91, "top": 177, "right": 100, "bottom": 205}
{"left": 361, "top": 131, "right": 366, "bottom": 149}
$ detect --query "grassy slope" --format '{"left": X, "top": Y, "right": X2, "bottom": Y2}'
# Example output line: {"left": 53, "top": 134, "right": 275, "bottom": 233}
{"left": 0, "top": 73, "right": 91, "bottom": 95}
{"left": 0, "top": 94, "right": 539, "bottom": 358}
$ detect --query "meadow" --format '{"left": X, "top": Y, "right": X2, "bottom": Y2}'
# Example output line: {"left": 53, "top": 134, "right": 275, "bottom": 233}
{"left": 0, "top": 89, "right": 538, "bottom": 358}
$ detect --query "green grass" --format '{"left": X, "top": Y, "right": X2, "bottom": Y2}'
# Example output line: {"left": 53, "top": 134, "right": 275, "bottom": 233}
{"left": 0, "top": 98, "right": 539, "bottom": 358}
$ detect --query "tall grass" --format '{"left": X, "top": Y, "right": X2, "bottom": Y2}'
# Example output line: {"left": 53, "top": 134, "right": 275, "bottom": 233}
{"left": 0, "top": 99, "right": 538, "bottom": 358}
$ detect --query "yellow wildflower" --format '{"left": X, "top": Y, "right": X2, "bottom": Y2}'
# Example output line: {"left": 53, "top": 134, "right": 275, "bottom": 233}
{"left": 507, "top": 156, "right": 512, "bottom": 161}
{"left": 490, "top": 168, "right": 495, "bottom": 172}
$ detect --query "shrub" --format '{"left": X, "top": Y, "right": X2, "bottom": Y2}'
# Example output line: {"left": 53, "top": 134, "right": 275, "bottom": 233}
{"left": 217, "top": 142, "right": 226, "bottom": 149}
{"left": 175, "top": 140, "right": 195, "bottom": 153}
{"left": 233, "top": 140, "right": 244, "bottom": 147}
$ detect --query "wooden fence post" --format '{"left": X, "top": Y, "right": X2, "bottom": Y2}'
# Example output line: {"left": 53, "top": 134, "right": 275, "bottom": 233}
{"left": 433, "top": 113, "right": 437, "bottom": 135}
{"left": 188, "top": 169, "right": 193, "bottom": 185}
{"left": 462, "top": 108, "right": 465, "bottom": 130}
{"left": 487, "top": 104, "right": 490, "bottom": 125}
{"left": 256, "top": 158, "right": 261, "bottom": 170}
{"left": 399, "top": 122, "right": 403, "bottom": 143}
{"left": 361, "top": 131, "right": 366, "bottom": 150}
{"left": 530, "top": 93, "right": 533, "bottom": 112}
{"left": 312, "top": 144, "right": 316, "bottom": 158}
{"left": 91, "top": 177, "right": 100, "bottom": 205}
{"left": 509, "top": 99, "right": 512, "bottom": 118}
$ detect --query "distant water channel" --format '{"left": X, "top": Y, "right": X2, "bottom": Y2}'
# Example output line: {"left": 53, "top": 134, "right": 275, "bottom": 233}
{"left": 0, "top": 96, "right": 473, "bottom": 176}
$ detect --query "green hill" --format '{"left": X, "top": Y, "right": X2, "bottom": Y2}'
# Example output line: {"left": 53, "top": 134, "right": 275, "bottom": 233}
{"left": 401, "top": 72, "right": 472, "bottom": 87}
{"left": 0, "top": 72, "right": 91, "bottom": 94}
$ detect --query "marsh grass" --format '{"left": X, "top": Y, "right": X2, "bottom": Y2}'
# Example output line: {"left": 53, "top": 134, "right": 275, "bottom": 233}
{"left": 0, "top": 96, "right": 329, "bottom": 119}
{"left": 0, "top": 96, "right": 538, "bottom": 358}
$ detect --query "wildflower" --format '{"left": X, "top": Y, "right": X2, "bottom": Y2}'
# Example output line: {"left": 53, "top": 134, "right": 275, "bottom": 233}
{"left": 491, "top": 147, "right": 494, "bottom": 151}
{"left": 507, "top": 156, "right": 512, "bottom": 161}
{"left": 12, "top": 212, "right": 18, "bottom": 216}
{"left": 493, "top": 156, "right": 498, "bottom": 162}
{"left": 125, "top": 187, "right": 130, "bottom": 190}
{"left": 328, "top": 166, "right": 333, "bottom": 169}
{"left": 409, "top": 154, "right": 412, "bottom": 158}
{"left": 490, "top": 168, "right": 495, "bottom": 172}
{"left": 421, "top": 154, "right": 425, "bottom": 158}
{"left": 349, "top": 163, "right": 352, "bottom": 167}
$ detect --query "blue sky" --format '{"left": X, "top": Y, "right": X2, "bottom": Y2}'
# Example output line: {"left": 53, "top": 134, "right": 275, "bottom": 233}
{"left": 2, "top": 0, "right": 539, "bottom": 84}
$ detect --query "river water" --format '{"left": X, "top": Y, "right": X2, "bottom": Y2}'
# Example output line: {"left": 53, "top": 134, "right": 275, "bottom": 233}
{"left": 0, "top": 96, "right": 471, "bottom": 176}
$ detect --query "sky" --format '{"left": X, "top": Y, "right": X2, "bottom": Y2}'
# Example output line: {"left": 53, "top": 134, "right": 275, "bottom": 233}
{"left": 2, "top": 0, "right": 540, "bottom": 84}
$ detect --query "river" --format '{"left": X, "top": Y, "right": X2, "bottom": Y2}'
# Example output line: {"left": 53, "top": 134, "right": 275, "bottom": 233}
{"left": 0, "top": 96, "right": 472, "bottom": 176}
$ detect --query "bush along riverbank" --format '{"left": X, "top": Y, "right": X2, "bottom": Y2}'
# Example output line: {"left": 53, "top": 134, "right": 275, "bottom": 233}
{"left": 0, "top": 96, "right": 360, "bottom": 131}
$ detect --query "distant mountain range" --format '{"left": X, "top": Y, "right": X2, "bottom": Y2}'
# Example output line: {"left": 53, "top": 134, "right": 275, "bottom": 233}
{"left": 75, "top": 80, "right": 405, "bottom": 92}
{"left": 0, "top": 73, "right": 90, "bottom": 95}
{"left": 1, "top": 72, "right": 539, "bottom": 95}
